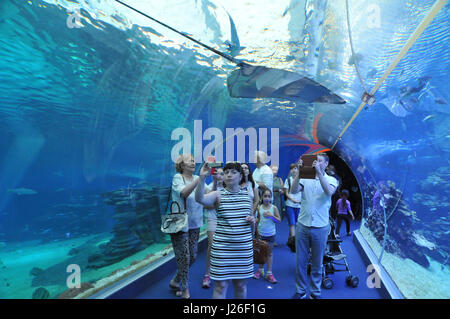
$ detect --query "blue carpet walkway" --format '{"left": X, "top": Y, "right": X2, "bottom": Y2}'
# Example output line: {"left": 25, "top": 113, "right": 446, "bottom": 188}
{"left": 135, "top": 217, "right": 383, "bottom": 299}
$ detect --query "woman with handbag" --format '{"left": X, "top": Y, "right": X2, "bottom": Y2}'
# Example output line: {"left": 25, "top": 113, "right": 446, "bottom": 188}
{"left": 168, "top": 154, "right": 204, "bottom": 299}
{"left": 195, "top": 162, "right": 255, "bottom": 299}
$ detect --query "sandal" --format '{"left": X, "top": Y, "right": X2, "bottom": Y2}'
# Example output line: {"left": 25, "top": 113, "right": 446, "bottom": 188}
{"left": 169, "top": 280, "right": 180, "bottom": 290}
{"left": 176, "top": 289, "right": 190, "bottom": 299}
{"left": 202, "top": 275, "right": 211, "bottom": 289}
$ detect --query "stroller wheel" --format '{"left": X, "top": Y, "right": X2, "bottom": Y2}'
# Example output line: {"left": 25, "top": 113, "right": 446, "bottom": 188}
{"left": 346, "top": 275, "right": 359, "bottom": 288}
{"left": 351, "top": 276, "right": 359, "bottom": 288}
{"left": 322, "top": 277, "right": 334, "bottom": 289}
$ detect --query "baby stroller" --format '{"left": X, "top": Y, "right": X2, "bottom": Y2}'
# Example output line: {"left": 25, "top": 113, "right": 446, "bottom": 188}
{"left": 319, "top": 217, "right": 359, "bottom": 289}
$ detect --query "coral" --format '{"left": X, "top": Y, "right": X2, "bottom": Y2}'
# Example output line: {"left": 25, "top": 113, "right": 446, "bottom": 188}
{"left": 364, "top": 180, "right": 432, "bottom": 268}
{"left": 130, "top": 260, "right": 140, "bottom": 266}
{"left": 32, "top": 287, "right": 50, "bottom": 299}
{"left": 86, "top": 186, "right": 169, "bottom": 269}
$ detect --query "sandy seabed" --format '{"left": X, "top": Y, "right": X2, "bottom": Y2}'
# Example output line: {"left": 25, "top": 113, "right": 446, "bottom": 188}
{"left": 0, "top": 232, "right": 176, "bottom": 299}
{"left": 360, "top": 225, "right": 450, "bottom": 299}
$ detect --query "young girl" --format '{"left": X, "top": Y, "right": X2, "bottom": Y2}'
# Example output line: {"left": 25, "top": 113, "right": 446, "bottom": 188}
{"left": 253, "top": 188, "right": 281, "bottom": 284}
{"left": 284, "top": 164, "right": 302, "bottom": 242}
{"left": 336, "top": 189, "right": 355, "bottom": 237}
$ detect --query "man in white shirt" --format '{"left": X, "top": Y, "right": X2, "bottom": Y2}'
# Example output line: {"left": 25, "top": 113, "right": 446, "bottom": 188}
{"left": 252, "top": 151, "right": 273, "bottom": 196}
{"left": 290, "top": 153, "right": 338, "bottom": 299}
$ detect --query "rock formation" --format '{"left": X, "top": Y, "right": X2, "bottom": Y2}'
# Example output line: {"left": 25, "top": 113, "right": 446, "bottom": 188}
{"left": 87, "top": 185, "right": 169, "bottom": 269}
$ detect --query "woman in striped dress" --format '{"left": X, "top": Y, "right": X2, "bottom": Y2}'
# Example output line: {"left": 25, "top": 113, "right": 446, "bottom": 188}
{"left": 195, "top": 162, "right": 255, "bottom": 299}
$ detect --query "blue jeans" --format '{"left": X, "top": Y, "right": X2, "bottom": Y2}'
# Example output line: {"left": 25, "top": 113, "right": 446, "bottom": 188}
{"left": 295, "top": 222, "right": 330, "bottom": 297}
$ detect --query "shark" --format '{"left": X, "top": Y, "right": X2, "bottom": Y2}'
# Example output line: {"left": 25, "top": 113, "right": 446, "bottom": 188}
{"left": 6, "top": 188, "right": 38, "bottom": 195}
{"left": 223, "top": 11, "right": 244, "bottom": 57}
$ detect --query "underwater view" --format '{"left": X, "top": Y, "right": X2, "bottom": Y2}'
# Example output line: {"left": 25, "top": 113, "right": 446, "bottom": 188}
{"left": 0, "top": 0, "right": 448, "bottom": 299}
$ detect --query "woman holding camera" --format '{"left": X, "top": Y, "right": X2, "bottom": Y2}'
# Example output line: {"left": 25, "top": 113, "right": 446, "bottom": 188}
{"left": 195, "top": 162, "right": 255, "bottom": 299}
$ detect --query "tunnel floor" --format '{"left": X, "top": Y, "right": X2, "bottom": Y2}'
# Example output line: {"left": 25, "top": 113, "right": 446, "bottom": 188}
{"left": 127, "top": 217, "right": 383, "bottom": 299}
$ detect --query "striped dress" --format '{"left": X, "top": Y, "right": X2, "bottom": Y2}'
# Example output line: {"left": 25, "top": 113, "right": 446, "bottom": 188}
{"left": 210, "top": 187, "right": 254, "bottom": 281}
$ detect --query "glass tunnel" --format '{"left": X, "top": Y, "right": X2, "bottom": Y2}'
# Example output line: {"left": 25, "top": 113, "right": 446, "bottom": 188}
{"left": 0, "top": 0, "right": 448, "bottom": 299}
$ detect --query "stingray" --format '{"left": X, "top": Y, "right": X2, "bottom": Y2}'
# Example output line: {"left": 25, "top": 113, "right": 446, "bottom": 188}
{"left": 114, "top": 0, "right": 346, "bottom": 104}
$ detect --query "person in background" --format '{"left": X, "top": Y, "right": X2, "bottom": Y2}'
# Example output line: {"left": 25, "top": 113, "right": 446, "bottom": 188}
{"left": 195, "top": 162, "right": 255, "bottom": 299}
{"left": 253, "top": 188, "right": 281, "bottom": 284}
{"left": 325, "top": 165, "right": 341, "bottom": 220}
{"left": 240, "top": 163, "right": 260, "bottom": 216}
{"left": 169, "top": 154, "right": 204, "bottom": 299}
{"left": 335, "top": 189, "right": 355, "bottom": 237}
{"left": 325, "top": 165, "right": 341, "bottom": 190}
{"left": 252, "top": 151, "right": 273, "bottom": 198}
{"left": 290, "top": 153, "right": 338, "bottom": 299}
{"left": 284, "top": 164, "right": 302, "bottom": 244}
{"left": 202, "top": 167, "right": 225, "bottom": 289}
{"left": 270, "top": 164, "right": 285, "bottom": 222}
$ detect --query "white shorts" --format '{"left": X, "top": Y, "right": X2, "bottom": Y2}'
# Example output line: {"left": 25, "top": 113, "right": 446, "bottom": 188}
{"left": 206, "top": 217, "right": 217, "bottom": 232}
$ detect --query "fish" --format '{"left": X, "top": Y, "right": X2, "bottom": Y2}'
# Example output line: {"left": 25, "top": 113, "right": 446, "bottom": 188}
{"left": 366, "top": 68, "right": 378, "bottom": 78}
{"left": 282, "top": 2, "right": 301, "bottom": 17}
{"left": 422, "top": 114, "right": 436, "bottom": 122}
{"left": 434, "top": 97, "right": 448, "bottom": 104}
{"left": 379, "top": 95, "right": 411, "bottom": 117}
{"left": 224, "top": 11, "right": 244, "bottom": 57}
{"left": 6, "top": 188, "right": 37, "bottom": 195}
{"left": 412, "top": 232, "right": 436, "bottom": 251}
{"left": 365, "top": 139, "right": 418, "bottom": 160}
{"left": 41, "top": 229, "right": 51, "bottom": 235}
{"left": 401, "top": 120, "right": 407, "bottom": 132}
{"left": 347, "top": 53, "right": 363, "bottom": 66}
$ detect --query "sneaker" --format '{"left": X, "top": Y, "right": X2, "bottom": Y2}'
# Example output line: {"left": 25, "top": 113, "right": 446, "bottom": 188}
{"left": 292, "top": 292, "right": 307, "bottom": 299}
{"left": 253, "top": 269, "right": 264, "bottom": 279}
{"left": 347, "top": 232, "right": 352, "bottom": 236}
{"left": 310, "top": 294, "right": 321, "bottom": 299}
{"left": 202, "top": 275, "right": 211, "bottom": 289}
{"left": 266, "top": 273, "right": 277, "bottom": 284}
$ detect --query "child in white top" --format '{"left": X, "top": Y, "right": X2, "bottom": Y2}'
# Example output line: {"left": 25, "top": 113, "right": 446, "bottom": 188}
{"left": 253, "top": 188, "right": 281, "bottom": 284}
